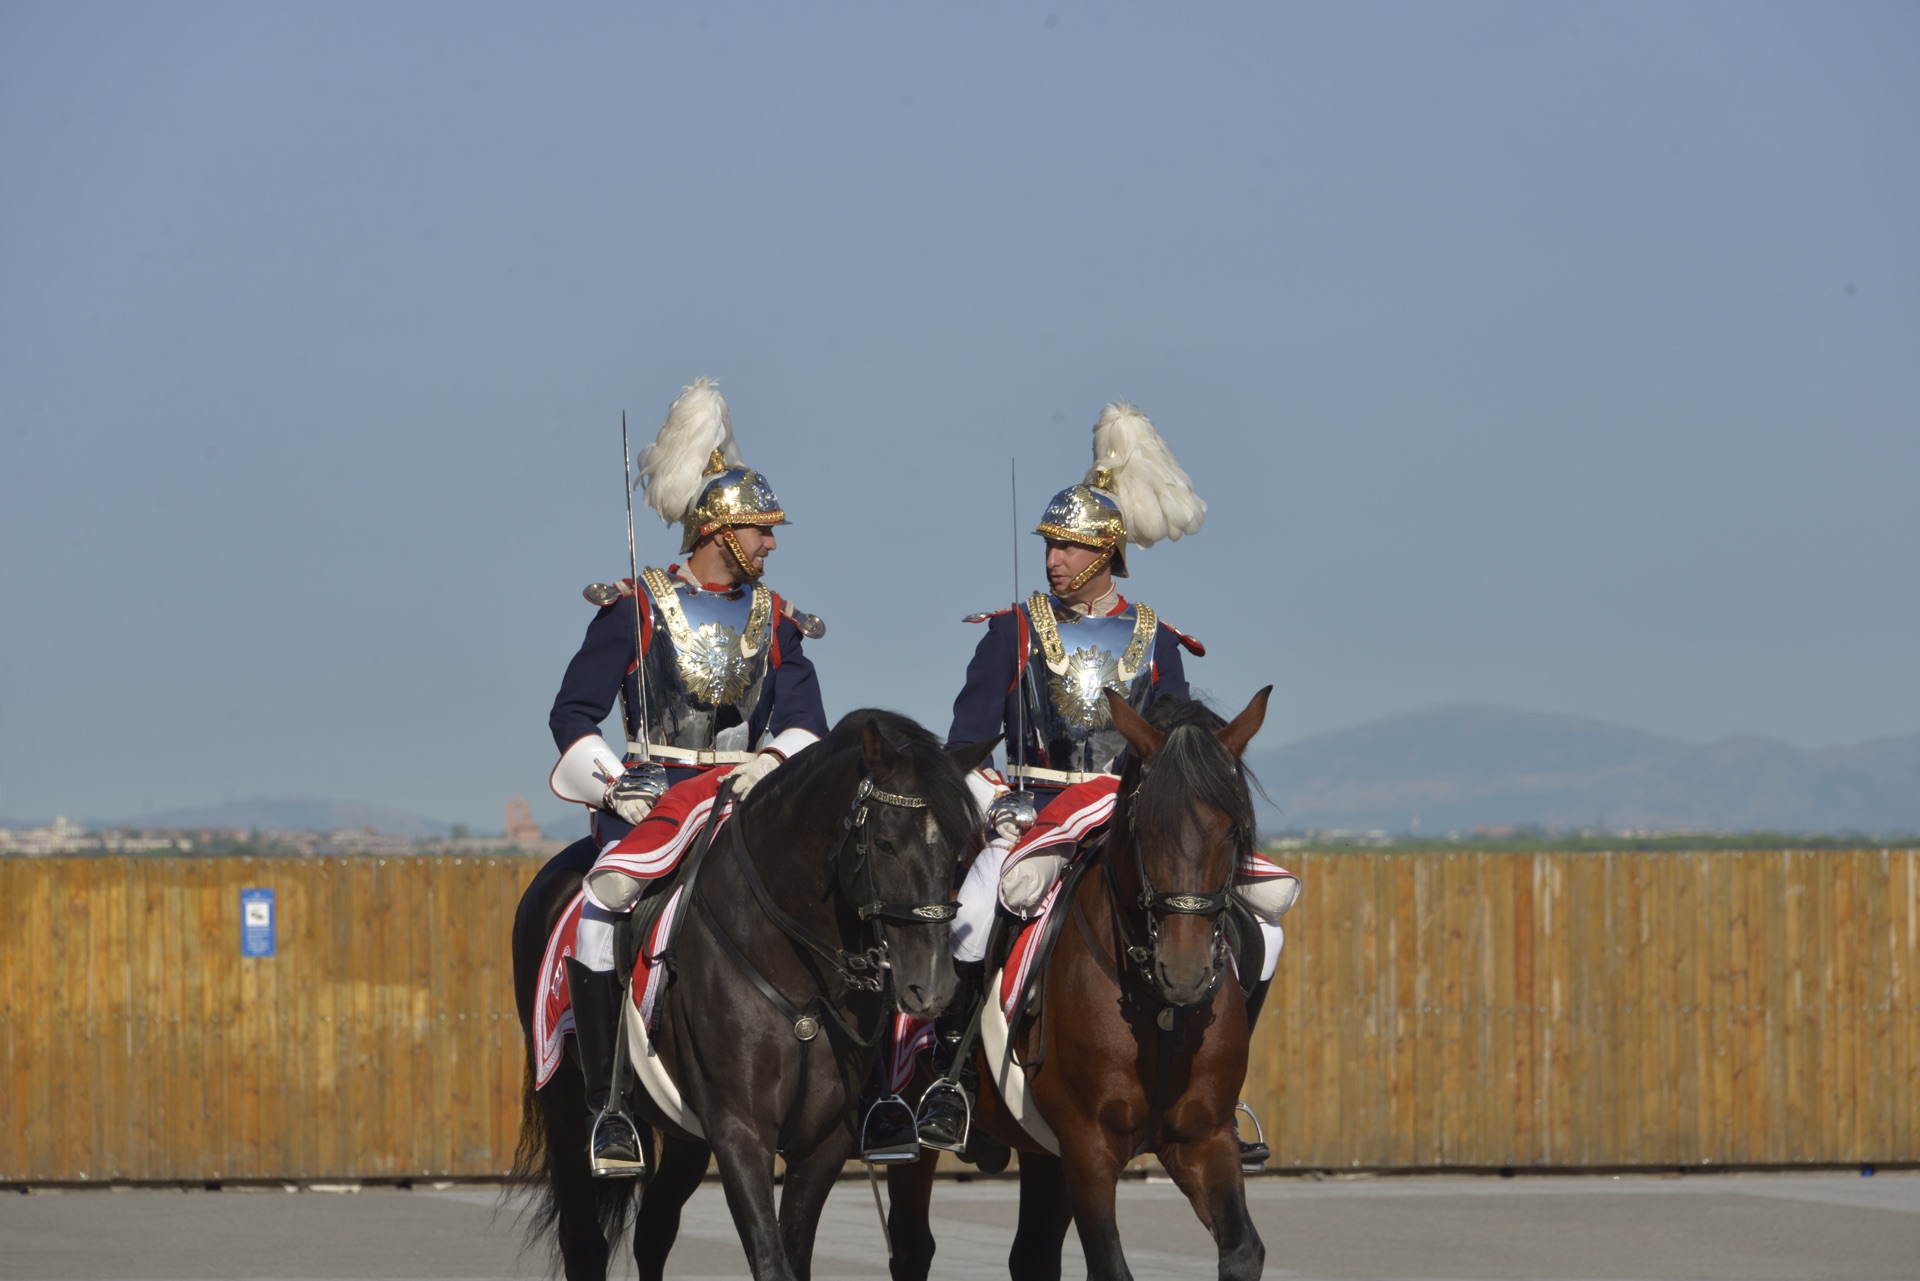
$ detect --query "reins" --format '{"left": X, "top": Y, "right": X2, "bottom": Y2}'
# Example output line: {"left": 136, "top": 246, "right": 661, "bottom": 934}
{"left": 694, "top": 765, "right": 957, "bottom": 1050}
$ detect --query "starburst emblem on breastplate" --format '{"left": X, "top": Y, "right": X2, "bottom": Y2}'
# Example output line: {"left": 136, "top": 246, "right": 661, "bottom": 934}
{"left": 678, "top": 621, "right": 755, "bottom": 705}
{"left": 1050, "top": 645, "right": 1123, "bottom": 731}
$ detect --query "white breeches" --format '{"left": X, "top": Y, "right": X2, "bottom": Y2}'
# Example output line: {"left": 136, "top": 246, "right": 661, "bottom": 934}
{"left": 951, "top": 838, "right": 1011, "bottom": 962}
{"left": 951, "top": 840, "right": 1288, "bottom": 978}
{"left": 575, "top": 901, "right": 622, "bottom": 973}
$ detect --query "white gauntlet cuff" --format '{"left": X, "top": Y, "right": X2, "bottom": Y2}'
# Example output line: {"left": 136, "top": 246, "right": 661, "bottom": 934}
{"left": 551, "top": 735, "right": 626, "bottom": 807}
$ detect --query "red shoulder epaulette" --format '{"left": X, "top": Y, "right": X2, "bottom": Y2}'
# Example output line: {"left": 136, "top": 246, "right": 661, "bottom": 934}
{"left": 1159, "top": 620, "right": 1206, "bottom": 657}
{"left": 961, "top": 606, "right": 1015, "bottom": 623}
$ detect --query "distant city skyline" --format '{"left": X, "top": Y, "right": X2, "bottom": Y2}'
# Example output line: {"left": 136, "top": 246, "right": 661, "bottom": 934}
{"left": 4, "top": 4, "right": 1916, "bottom": 827}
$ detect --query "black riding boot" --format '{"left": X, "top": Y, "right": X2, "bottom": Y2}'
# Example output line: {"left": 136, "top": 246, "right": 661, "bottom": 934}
{"left": 564, "top": 958, "right": 646, "bottom": 1178}
{"left": 915, "top": 960, "right": 1010, "bottom": 1172}
{"left": 1236, "top": 975, "right": 1274, "bottom": 1171}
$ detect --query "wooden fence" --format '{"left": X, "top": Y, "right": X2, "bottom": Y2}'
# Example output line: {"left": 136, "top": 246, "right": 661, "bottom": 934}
{"left": 2, "top": 849, "right": 1915, "bottom": 1182}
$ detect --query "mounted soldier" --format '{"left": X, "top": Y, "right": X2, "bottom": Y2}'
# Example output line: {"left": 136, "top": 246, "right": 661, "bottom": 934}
{"left": 546, "top": 377, "right": 828, "bottom": 1175}
{"left": 915, "top": 400, "right": 1299, "bottom": 1166}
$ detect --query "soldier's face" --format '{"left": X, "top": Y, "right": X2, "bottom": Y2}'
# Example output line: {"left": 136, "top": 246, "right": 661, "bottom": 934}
{"left": 1044, "top": 539, "right": 1104, "bottom": 598}
{"left": 732, "top": 526, "right": 776, "bottom": 573}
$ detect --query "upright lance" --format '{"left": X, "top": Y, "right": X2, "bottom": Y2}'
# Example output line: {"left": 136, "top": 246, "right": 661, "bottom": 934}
{"left": 1011, "top": 457, "right": 1026, "bottom": 779}
{"left": 1000, "top": 456, "right": 1038, "bottom": 833}
{"left": 619, "top": 413, "right": 666, "bottom": 799}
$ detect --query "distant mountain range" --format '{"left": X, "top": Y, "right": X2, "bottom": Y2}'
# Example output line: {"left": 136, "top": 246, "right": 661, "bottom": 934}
{"left": 1243, "top": 703, "right": 1920, "bottom": 835}
{"left": 6, "top": 706, "right": 1914, "bottom": 840}
{"left": 98, "top": 797, "right": 453, "bottom": 840}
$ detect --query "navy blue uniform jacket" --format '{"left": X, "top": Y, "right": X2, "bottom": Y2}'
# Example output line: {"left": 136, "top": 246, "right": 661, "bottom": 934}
{"left": 946, "top": 599, "right": 1192, "bottom": 765}
{"left": 549, "top": 581, "right": 829, "bottom": 755}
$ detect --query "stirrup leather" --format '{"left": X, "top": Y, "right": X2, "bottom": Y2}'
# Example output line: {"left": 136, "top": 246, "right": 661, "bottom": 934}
{"left": 860, "top": 1094, "right": 921, "bottom": 1164}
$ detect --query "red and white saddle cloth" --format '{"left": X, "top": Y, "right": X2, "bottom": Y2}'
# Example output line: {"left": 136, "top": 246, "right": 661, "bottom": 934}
{"left": 886, "top": 776, "right": 1294, "bottom": 1092}
{"left": 531, "top": 884, "right": 702, "bottom": 1089}
{"left": 1005, "top": 775, "right": 1293, "bottom": 888}
{"left": 530, "top": 770, "right": 736, "bottom": 1089}
{"left": 588, "top": 767, "right": 736, "bottom": 891}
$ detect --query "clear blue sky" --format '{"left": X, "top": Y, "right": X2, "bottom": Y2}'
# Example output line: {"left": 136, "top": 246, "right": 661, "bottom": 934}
{"left": 3, "top": 2, "right": 1916, "bottom": 830}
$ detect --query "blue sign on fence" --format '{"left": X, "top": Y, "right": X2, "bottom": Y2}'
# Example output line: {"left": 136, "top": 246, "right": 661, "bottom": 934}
{"left": 241, "top": 888, "right": 276, "bottom": 958}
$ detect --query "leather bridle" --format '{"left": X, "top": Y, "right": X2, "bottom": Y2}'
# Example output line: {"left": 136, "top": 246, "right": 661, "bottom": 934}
{"left": 1107, "top": 760, "right": 1241, "bottom": 1010}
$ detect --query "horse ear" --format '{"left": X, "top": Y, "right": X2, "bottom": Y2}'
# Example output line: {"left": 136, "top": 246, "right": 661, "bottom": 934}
{"left": 1105, "top": 689, "right": 1165, "bottom": 759}
{"left": 862, "top": 721, "right": 900, "bottom": 769}
{"left": 947, "top": 734, "right": 1002, "bottom": 774}
{"left": 1216, "top": 685, "right": 1273, "bottom": 759}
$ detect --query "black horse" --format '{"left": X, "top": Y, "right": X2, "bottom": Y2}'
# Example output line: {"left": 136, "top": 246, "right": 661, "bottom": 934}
{"left": 512, "top": 709, "right": 995, "bottom": 1281}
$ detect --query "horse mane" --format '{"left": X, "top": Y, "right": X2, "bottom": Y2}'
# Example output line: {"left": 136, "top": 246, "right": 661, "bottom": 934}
{"left": 1119, "top": 696, "right": 1256, "bottom": 842}
{"left": 754, "top": 708, "right": 982, "bottom": 851}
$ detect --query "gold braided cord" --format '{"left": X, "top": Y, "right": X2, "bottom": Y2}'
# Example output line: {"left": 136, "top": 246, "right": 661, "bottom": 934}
{"left": 719, "top": 527, "right": 766, "bottom": 581}
{"left": 1034, "top": 522, "right": 1108, "bottom": 550}
{"left": 1026, "top": 591, "right": 1155, "bottom": 683}
{"left": 1026, "top": 591, "right": 1066, "bottom": 672}
{"left": 1065, "top": 545, "right": 1115, "bottom": 593}
{"left": 1116, "top": 601, "right": 1156, "bottom": 682}
{"left": 638, "top": 566, "right": 774, "bottom": 701}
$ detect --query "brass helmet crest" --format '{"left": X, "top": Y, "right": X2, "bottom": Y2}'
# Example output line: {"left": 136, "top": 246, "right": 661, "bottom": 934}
{"left": 1035, "top": 401, "right": 1205, "bottom": 584}
{"left": 681, "top": 450, "right": 786, "bottom": 555}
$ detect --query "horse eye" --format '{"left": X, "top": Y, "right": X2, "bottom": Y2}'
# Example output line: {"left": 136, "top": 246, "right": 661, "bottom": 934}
{"left": 875, "top": 838, "right": 896, "bottom": 857}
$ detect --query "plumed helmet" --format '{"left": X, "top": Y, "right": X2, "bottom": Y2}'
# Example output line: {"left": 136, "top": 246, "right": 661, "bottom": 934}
{"left": 634, "top": 378, "right": 788, "bottom": 555}
{"left": 1034, "top": 401, "right": 1204, "bottom": 580}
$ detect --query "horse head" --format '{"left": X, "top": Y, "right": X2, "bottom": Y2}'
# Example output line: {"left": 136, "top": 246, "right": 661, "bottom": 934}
{"left": 1107, "top": 686, "right": 1271, "bottom": 1007}
{"left": 846, "top": 715, "right": 1001, "bottom": 1019}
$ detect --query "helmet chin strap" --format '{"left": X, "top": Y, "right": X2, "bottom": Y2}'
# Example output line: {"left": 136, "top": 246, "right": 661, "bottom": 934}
{"left": 720, "top": 527, "right": 764, "bottom": 581}
{"left": 1065, "top": 544, "right": 1115, "bottom": 595}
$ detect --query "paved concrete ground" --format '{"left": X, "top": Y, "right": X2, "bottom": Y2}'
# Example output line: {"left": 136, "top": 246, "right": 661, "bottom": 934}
{"left": 2, "top": 1172, "right": 1916, "bottom": 1280}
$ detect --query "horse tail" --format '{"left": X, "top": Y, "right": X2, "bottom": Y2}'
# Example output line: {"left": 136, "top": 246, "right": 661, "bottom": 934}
{"left": 509, "top": 1049, "right": 640, "bottom": 1277}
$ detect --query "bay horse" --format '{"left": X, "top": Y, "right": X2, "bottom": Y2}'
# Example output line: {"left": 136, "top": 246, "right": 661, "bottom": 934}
{"left": 887, "top": 688, "right": 1272, "bottom": 1281}
{"left": 512, "top": 709, "right": 996, "bottom": 1281}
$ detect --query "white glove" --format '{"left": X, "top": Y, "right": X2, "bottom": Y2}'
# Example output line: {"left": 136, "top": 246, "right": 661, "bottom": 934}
{"left": 727, "top": 750, "right": 783, "bottom": 798}
{"left": 604, "top": 774, "right": 660, "bottom": 825}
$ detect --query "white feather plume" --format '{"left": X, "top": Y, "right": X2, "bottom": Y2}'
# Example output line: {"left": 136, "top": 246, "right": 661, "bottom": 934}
{"left": 635, "top": 377, "right": 741, "bottom": 526}
{"left": 1086, "top": 401, "right": 1206, "bottom": 548}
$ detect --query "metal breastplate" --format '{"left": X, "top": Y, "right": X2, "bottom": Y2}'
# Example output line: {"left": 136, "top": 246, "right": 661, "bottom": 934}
{"left": 633, "top": 568, "right": 774, "bottom": 751}
{"left": 1020, "top": 592, "right": 1157, "bottom": 775}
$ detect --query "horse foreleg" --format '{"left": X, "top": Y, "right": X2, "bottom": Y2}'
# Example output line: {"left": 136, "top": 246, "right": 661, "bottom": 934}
{"left": 1009, "top": 1151, "right": 1074, "bottom": 1281}
{"left": 883, "top": 1150, "right": 941, "bottom": 1281}
{"left": 706, "top": 1116, "right": 795, "bottom": 1281}
{"left": 1057, "top": 1140, "right": 1136, "bottom": 1281}
{"left": 633, "top": 1136, "right": 710, "bottom": 1281}
{"left": 775, "top": 1128, "right": 856, "bottom": 1281}
{"left": 1158, "top": 1131, "right": 1263, "bottom": 1281}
